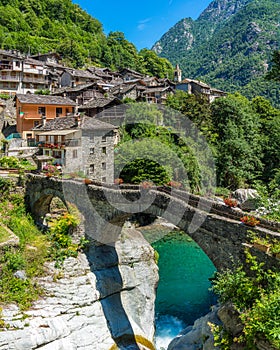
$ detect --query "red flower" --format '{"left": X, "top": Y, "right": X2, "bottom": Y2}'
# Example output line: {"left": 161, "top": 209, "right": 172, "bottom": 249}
{"left": 114, "top": 178, "right": 123, "bottom": 185}
{"left": 224, "top": 198, "right": 238, "bottom": 208}
{"left": 240, "top": 216, "right": 260, "bottom": 227}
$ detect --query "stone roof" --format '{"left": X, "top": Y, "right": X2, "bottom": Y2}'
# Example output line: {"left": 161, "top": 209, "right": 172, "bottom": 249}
{"left": 87, "top": 67, "right": 115, "bottom": 79}
{"left": 119, "top": 68, "right": 144, "bottom": 78}
{"left": 33, "top": 115, "right": 78, "bottom": 131}
{"left": 81, "top": 117, "right": 117, "bottom": 130}
{"left": 143, "top": 86, "right": 172, "bottom": 93}
{"left": 51, "top": 83, "right": 97, "bottom": 95}
{"left": 24, "top": 57, "right": 45, "bottom": 66}
{"left": 16, "top": 94, "right": 76, "bottom": 106}
{"left": 110, "top": 84, "right": 137, "bottom": 95}
{"left": 0, "top": 49, "right": 23, "bottom": 59}
{"left": 180, "top": 79, "right": 210, "bottom": 89}
{"left": 64, "top": 69, "right": 98, "bottom": 79}
{"left": 79, "top": 95, "right": 120, "bottom": 109}
{"left": 33, "top": 115, "right": 116, "bottom": 132}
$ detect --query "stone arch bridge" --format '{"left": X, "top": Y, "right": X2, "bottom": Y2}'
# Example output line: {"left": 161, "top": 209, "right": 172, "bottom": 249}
{"left": 24, "top": 174, "right": 280, "bottom": 350}
{"left": 25, "top": 174, "right": 280, "bottom": 271}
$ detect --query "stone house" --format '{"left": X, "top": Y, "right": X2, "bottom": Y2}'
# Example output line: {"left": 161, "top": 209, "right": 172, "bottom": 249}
{"left": 0, "top": 50, "right": 50, "bottom": 95}
{"left": 176, "top": 78, "right": 226, "bottom": 102}
{"left": 33, "top": 115, "right": 118, "bottom": 183}
{"left": 51, "top": 82, "right": 107, "bottom": 105}
{"left": 15, "top": 94, "right": 76, "bottom": 140}
{"left": 119, "top": 68, "right": 145, "bottom": 81}
{"left": 142, "top": 85, "right": 174, "bottom": 104}
{"left": 78, "top": 94, "right": 121, "bottom": 118}
{"left": 110, "top": 84, "right": 141, "bottom": 101}
{"left": 87, "top": 66, "right": 118, "bottom": 82}
{"left": 60, "top": 69, "right": 99, "bottom": 88}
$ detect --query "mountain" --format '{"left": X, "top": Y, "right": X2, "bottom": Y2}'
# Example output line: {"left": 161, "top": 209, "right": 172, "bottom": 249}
{"left": 0, "top": 0, "right": 173, "bottom": 77}
{"left": 152, "top": 0, "right": 280, "bottom": 107}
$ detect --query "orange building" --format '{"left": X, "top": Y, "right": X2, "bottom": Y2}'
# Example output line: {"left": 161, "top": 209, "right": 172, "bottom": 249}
{"left": 15, "top": 94, "right": 76, "bottom": 139}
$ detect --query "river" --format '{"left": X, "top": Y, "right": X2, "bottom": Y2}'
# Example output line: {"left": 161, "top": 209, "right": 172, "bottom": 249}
{"left": 140, "top": 224, "right": 217, "bottom": 350}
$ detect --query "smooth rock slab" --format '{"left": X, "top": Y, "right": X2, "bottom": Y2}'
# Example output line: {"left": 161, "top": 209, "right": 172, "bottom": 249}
{"left": 0, "top": 228, "right": 158, "bottom": 350}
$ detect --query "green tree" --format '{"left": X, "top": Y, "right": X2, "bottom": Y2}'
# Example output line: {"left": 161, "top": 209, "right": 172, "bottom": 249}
{"left": 211, "top": 93, "right": 262, "bottom": 188}
{"left": 138, "top": 48, "right": 174, "bottom": 78}
{"left": 266, "top": 50, "right": 280, "bottom": 81}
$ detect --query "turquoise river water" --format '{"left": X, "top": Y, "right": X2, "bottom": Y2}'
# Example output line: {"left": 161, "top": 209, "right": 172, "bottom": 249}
{"left": 141, "top": 227, "right": 217, "bottom": 350}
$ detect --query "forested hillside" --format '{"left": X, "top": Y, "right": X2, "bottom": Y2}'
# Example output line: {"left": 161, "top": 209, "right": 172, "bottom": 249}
{"left": 0, "top": 0, "right": 173, "bottom": 77}
{"left": 152, "top": 0, "right": 280, "bottom": 107}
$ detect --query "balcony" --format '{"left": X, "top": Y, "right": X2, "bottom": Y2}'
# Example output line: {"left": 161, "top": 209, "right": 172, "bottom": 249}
{"left": 22, "top": 76, "right": 47, "bottom": 84}
{"left": 38, "top": 139, "right": 81, "bottom": 148}
{"left": 0, "top": 63, "right": 13, "bottom": 70}
{"left": 0, "top": 74, "right": 20, "bottom": 82}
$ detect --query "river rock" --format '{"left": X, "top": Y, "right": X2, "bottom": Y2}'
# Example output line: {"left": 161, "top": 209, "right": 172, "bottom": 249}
{"left": 167, "top": 305, "right": 221, "bottom": 350}
{"left": 217, "top": 302, "right": 243, "bottom": 337}
{"left": 0, "top": 227, "right": 158, "bottom": 350}
{"left": 231, "top": 189, "right": 259, "bottom": 211}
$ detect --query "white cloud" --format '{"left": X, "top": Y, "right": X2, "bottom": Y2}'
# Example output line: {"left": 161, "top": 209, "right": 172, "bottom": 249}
{"left": 137, "top": 18, "right": 152, "bottom": 31}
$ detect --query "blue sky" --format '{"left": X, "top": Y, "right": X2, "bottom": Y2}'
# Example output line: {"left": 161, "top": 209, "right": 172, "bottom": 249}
{"left": 74, "top": 0, "right": 212, "bottom": 50}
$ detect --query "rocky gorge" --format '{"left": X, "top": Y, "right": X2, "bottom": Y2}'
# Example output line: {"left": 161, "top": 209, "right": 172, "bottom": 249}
{"left": 0, "top": 225, "right": 158, "bottom": 350}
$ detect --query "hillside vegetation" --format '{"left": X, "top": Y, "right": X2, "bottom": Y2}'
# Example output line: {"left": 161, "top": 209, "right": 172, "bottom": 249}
{"left": 152, "top": 0, "right": 280, "bottom": 107}
{"left": 0, "top": 0, "right": 173, "bottom": 77}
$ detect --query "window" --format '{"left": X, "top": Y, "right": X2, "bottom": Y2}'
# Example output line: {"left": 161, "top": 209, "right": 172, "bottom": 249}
{"left": 102, "top": 176, "right": 106, "bottom": 183}
{"left": 34, "top": 121, "right": 39, "bottom": 127}
{"left": 73, "top": 150, "right": 78, "bottom": 158}
{"left": 38, "top": 106, "right": 46, "bottom": 115}
{"left": 102, "top": 162, "right": 106, "bottom": 170}
{"left": 102, "top": 135, "right": 106, "bottom": 142}
{"left": 15, "top": 61, "right": 20, "bottom": 67}
{"left": 56, "top": 107, "right": 62, "bottom": 117}
{"left": 102, "top": 147, "right": 106, "bottom": 154}
{"left": 89, "top": 148, "right": 94, "bottom": 155}
{"left": 89, "top": 164, "right": 94, "bottom": 173}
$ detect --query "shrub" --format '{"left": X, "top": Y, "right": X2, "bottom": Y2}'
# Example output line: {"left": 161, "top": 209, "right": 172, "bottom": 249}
{"left": 0, "top": 156, "right": 21, "bottom": 169}
{"left": 47, "top": 211, "right": 82, "bottom": 267}
{"left": 211, "top": 250, "right": 280, "bottom": 348}
{"left": 0, "top": 177, "right": 13, "bottom": 195}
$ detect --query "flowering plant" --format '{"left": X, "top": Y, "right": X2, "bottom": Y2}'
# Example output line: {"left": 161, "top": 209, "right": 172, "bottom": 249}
{"left": 42, "top": 164, "right": 60, "bottom": 177}
{"left": 240, "top": 215, "right": 260, "bottom": 227}
{"left": 166, "top": 180, "right": 182, "bottom": 188}
{"left": 224, "top": 197, "right": 238, "bottom": 208}
{"left": 114, "top": 178, "right": 123, "bottom": 185}
{"left": 140, "top": 181, "right": 154, "bottom": 189}
{"left": 83, "top": 178, "right": 93, "bottom": 185}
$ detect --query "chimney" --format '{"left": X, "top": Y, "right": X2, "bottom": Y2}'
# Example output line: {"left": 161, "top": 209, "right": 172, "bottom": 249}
{"left": 74, "top": 113, "right": 81, "bottom": 127}
{"left": 42, "top": 115, "right": 46, "bottom": 127}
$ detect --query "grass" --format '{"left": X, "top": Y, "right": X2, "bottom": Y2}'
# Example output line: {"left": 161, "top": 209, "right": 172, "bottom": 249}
{"left": 0, "top": 177, "right": 84, "bottom": 311}
{"left": 0, "top": 225, "right": 12, "bottom": 243}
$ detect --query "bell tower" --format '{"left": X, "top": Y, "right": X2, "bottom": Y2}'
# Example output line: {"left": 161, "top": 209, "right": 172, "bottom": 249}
{"left": 174, "top": 64, "right": 182, "bottom": 82}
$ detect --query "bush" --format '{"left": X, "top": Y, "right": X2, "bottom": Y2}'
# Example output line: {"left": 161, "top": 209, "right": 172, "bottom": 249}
{"left": 211, "top": 250, "right": 280, "bottom": 348}
{"left": 47, "top": 211, "right": 82, "bottom": 267}
{"left": 0, "top": 156, "right": 21, "bottom": 169}
{"left": 0, "top": 177, "right": 13, "bottom": 195}
{"left": 0, "top": 192, "right": 48, "bottom": 309}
